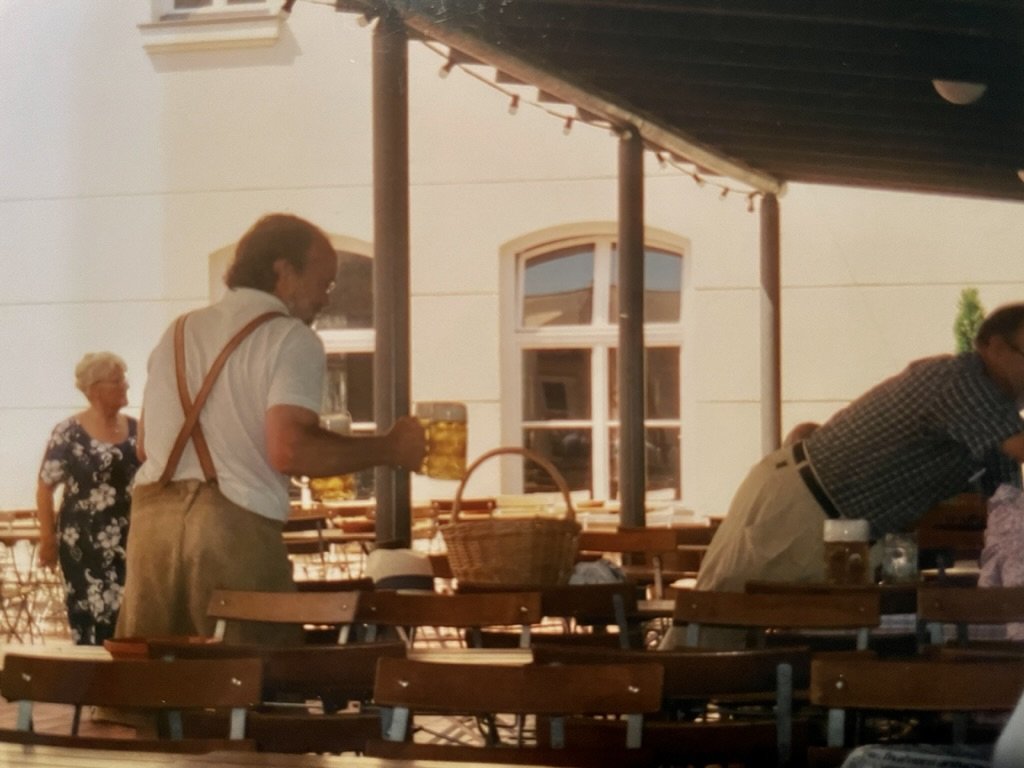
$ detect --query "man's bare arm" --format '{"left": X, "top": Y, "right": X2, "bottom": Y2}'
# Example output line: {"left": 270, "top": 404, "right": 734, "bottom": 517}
{"left": 265, "top": 404, "right": 425, "bottom": 478}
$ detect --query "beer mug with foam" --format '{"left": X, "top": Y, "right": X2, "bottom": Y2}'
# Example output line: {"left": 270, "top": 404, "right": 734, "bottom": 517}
{"left": 415, "top": 401, "right": 467, "bottom": 480}
{"left": 823, "top": 518, "right": 871, "bottom": 585}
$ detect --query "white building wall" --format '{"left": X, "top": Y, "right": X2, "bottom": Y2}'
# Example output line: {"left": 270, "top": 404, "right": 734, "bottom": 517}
{"left": 1, "top": 1, "right": 1023, "bottom": 517}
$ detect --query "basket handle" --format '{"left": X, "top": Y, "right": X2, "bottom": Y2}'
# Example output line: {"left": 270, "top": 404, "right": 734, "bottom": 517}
{"left": 452, "top": 447, "right": 576, "bottom": 523}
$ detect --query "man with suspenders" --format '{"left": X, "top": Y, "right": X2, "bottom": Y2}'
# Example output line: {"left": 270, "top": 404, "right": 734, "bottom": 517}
{"left": 118, "top": 213, "right": 425, "bottom": 644}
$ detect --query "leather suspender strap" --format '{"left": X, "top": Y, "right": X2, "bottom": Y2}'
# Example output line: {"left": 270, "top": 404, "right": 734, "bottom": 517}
{"left": 172, "top": 314, "right": 216, "bottom": 483}
{"left": 158, "top": 311, "right": 285, "bottom": 488}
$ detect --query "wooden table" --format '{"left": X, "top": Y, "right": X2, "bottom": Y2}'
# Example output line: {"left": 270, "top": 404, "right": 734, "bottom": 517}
{"left": 0, "top": 530, "right": 39, "bottom": 548}
{"left": 0, "top": 645, "right": 534, "bottom": 669}
{"left": 407, "top": 647, "right": 532, "bottom": 666}
{"left": 0, "top": 642, "right": 109, "bottom": 667}
{"left": 633, "top": 598, "right": 674, "bottom": 621}
{"left": 0, "top": 740, "right": 555, "bottom": 767}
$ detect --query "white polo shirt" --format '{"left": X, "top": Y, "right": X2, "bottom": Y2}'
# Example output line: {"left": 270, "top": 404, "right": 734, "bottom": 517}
{"left": 134, "top": 288, "right": 325, "bottom": 521}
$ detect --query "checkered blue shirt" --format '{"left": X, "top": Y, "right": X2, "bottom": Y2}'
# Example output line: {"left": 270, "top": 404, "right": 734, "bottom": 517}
{"left": 804, "top": 353, "right": 1023, "bottom": 538}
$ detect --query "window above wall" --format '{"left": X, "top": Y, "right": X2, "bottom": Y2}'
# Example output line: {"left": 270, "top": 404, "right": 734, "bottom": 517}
{"left": 139, "top": 0, "right": 287, "bottom": 53}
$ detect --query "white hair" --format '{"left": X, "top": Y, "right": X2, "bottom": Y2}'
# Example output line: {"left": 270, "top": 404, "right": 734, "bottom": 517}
{"left": 74, "top": 352, "right": 127, "bottom": 394}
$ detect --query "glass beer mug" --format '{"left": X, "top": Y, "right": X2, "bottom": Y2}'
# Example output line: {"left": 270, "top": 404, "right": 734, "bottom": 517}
{"left": 823, "top": 518, "right": 871, "bottom": 586}
{"left": 415, "top": 401, "right": 468, "bottom": 480}
{"left": 308, "top": 409, "right": 358, "bottom": 502}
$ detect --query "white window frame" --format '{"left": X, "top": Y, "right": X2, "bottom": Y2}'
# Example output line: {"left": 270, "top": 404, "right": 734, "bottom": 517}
{"left": 140, "top": 0, "right": 285, "bottom": 53}
{"left": 500, "top": 222, "right": 690, "bottom": 501}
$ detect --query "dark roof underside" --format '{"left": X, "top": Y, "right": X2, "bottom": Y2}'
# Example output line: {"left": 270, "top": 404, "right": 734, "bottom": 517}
{"left": 341, "top": 0, "right": 1024, "bottom": 202}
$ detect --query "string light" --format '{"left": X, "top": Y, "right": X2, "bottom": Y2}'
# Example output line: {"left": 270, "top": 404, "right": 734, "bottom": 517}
{"left": 419, "top": 39, "right": 762, "bottom": 212}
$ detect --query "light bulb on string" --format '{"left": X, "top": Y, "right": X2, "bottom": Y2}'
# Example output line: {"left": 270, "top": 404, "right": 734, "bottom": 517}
{"left": 562, "top": 117, "right": 574, "bottom": 135}
{"left": 693, "top": 174, "right": 706, "bottom": 187}
{"left": 719, "top": 187, "right": 730, "bottom": 200}
{"left": 655, "top": 152, "right": 667, "bottom": 169}
{"left": 438, "top": 60, "right": 455, "bottom": 79}
{"left": 508, "top": 94, "right": 519, "bottom": 115}
{"left": 747, "top": 193, "right": 756, "bottom": 212}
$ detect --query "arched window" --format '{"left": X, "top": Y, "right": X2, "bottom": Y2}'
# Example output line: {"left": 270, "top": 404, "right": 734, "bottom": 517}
{"left": 507, "top": 229, "right": 685, "bottom": 500}
{"left": 314, "top": 245, "right": 375, "bottom": 498}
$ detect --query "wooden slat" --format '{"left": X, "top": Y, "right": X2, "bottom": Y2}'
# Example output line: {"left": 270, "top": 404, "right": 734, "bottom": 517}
{"left": 673, "top": 589, "right": 880, "bottom": 630}
{"left": 373, "top": 657, "right": 663, "bottom": 714}
{"left": 810, "top": 652, "right": 1024, "bottom": 711}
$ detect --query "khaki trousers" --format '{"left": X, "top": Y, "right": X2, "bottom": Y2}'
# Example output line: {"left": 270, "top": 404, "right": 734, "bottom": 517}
{"left": 117, "top": 480, "right": 299, "bottom": 645}
{"left": 695, "top": 445, "right": 828, "bottom": 593}
{"left": 659, "top": 446, "right": 829, "bottom": 649}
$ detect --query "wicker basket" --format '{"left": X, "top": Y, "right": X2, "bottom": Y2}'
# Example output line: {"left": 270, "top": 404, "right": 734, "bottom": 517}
{"left": 441, "top": 447, "right": 581, "bottom": 586}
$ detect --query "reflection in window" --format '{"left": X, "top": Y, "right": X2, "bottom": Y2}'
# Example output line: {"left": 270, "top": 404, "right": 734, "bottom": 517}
{"left": 609, "top": 247, "right": 682, "bottom": 323}
{"left": 522, "top": 349, "right": 591, "bottom": 421}
{"left": 325, "top": 353, "right": 374, "bottom": 423}
{"left": 314, "top": 251, "right": 373, "bottom": 331}
{"left": 522, "top": 245, "right": 594, "bottom": 327}
{"left": 324, "top": 353, "right": 375, "bottom": 498}
{"left": 609, "top": 347, "right": 680, "bottom": 421}
{"left": 524, "top": 428, "right": 593, "bottom": 492}
{"left": 609, "top": 427, "right": 681, "bottom": 498}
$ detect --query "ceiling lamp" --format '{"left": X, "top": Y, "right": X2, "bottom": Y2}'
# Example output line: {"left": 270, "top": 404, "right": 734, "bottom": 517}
{"left": 932, "top": 79, "right": 987, "bottom": 105}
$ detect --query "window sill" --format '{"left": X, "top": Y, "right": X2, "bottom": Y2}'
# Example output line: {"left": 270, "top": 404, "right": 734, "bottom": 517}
{"left": 138, "top": 10, "right": 286, "bottom": 53}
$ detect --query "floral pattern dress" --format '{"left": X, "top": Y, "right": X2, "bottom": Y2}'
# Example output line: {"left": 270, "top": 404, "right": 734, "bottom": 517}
{"left": 39, "top": 417, "right": 140, "bottom": 645}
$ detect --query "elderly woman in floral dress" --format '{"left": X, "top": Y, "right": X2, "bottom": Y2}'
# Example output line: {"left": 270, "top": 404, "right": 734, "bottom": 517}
{"left": 36, "top": 352, "right": 140, "bottom": 644}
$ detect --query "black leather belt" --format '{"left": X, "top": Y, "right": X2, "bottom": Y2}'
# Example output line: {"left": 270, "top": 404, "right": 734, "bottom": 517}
{"left": 791, "top": 442, "right": 841, "bottom": 520}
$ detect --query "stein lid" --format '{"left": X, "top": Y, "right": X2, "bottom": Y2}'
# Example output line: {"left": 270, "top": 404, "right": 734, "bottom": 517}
{"left": 823, "top": 518, "right": 870, "bottom": 542}
{"left": 415, "top": 401, "right": 467, "bottom": 421}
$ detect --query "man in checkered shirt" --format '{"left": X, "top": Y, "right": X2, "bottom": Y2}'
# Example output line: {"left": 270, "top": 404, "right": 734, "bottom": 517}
{"left": 696, "top": 303, "right": 1024, "bottom": 593}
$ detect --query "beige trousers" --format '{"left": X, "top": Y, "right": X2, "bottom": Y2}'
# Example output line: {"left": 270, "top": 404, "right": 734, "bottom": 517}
{"left": 695, "top": 445, "right": 828, "bottom": 593}
{"left": 659, "top": 446, "right": 829, "bottom": 649}
{"left": 117, "top": 480, "right": 299, "bottom": 645}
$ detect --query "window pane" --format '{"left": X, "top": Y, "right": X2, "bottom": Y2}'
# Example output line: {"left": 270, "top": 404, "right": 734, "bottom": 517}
{"left": 325, "top": 353, "right": 374, "bottom": 424}
{"left": 645, "top": 427, "right": 681, "bottom": 494}
{"left": 522, "top": 245, "right": 594, "bottom": 327}
{"left": 522, "top": 349, "right": 591, "bottom": 421}
{"left": 314, "top": 251, "right": 373, "bottom": 331}
{"left": 523, "top": 428, "right": 592, "bottom": 493}
{"left": 608, "top": 347, "right": 680, "bottom": 420}
{"left": 609, "top": 427, "right": 681, "bottom": 499}
{"left": 324, "top": 353, "right": 375, "bottom": 498}
{"left": 609, "top": 246, "right": 682, "bottom": 323}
